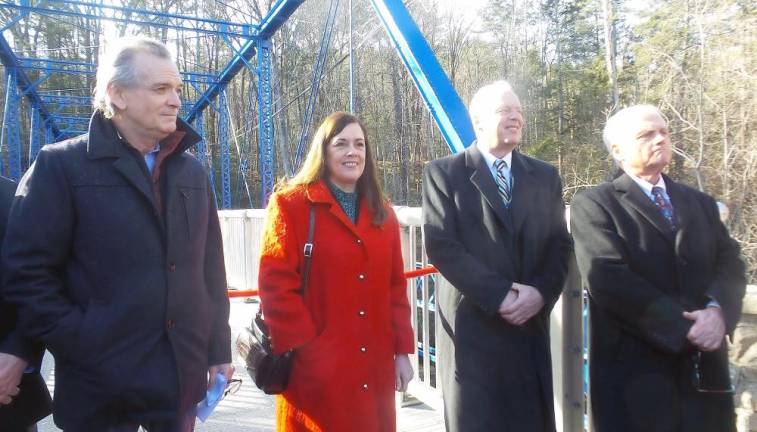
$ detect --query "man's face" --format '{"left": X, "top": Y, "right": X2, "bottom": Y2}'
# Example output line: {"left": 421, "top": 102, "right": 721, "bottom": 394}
{"left": 109, "top": 52, "right": 182, "bottom": 143}
{"left": 474, "top": 89, "right": 524, "bottom": 150}
{"left": 612, "top": 110, "right": 672, "bottom": 178}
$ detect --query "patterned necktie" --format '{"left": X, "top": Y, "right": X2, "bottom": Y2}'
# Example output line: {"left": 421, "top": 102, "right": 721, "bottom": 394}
{"left": 493, "top": 159, "right": 512, "bottom": 206}
{"left": 651, "top": 186, "right": 676, "bottom": 230}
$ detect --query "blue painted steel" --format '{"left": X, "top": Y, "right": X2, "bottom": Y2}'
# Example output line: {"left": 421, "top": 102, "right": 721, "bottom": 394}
{"left": 51, "top": 116, "right": 90, "bottom": 137}
{"left": 256, "top": 0, "right": 306, "bottom": 39}
{"left": 2, "top": 0, "right": 254, "bottom": 37}
{"left": 184, "top": 0, "right": 305, "bottom": 124}
{"left": 293, "top": 0, "right": 340, "bottom": 169}
{"left": 0, "top": 8, "right": 28, "bottom": 32}
{"left": 29, "top": 107, "right": 41, "bottom": 164}
{"left": 369, "top": 0, "right": 475, "bottom": 153}
{"left": 18, "top": 58, "right": 217, "bottom": 85}
{"left": 183, "top": 37, "right": 256, "bottom": 125}
{"left": 0, "top": 33, "right": 61, "bottom": 138}
{"left": 2, "top": 69, "right": 22, "bottom": 179}
{"left": 194, "top": 111, "right": 208, "bottom": 167}
{"left": 44, "top": 123, "right": 54, "bottom": 147}
{"left": 256, "top": 38, "right": 275, "bottom": 206}
{"left": 192, "top": 110, "right": 219, "bottom": 207}
{"left": 219, "top": 90, "right": 232, "bottom": 209}
{"left": 221, "top": 78, "right": 253, "bottom": 208}
{"left": 39, "top": 94, "right": 91, "bottom": 105}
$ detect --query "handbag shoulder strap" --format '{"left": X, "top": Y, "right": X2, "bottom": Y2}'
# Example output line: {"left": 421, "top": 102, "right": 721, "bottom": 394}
{"left": 256, "top": 204, "right": 316, "bottom": 322}
{"left": 300, "top": 204, "right": 316, "bottom": 295}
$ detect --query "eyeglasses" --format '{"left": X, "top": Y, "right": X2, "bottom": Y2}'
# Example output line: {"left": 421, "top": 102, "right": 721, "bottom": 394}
{"left": 222, "top": 378, "right": 243, "bottom": 400}
{"left": 207, "top": 378, "right": 243, "bottom": 406}
{"left": 691, "top": 352, "right": 734, "bottom": 394}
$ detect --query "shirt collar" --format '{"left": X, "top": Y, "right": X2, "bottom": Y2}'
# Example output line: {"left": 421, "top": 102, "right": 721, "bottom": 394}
{"left": 115, "top": 129, "right": 160, "bottom": 155}
{"left": 477, "top": 143, "right": 513, "bottom": 171}
{"left": 627, "top": 171, "right": 666, "bottom": 197}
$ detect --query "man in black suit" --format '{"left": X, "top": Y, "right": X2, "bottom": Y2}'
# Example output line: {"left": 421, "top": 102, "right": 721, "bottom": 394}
{"left": 571, "top": 105, "right": 745, "bottom": 432}
{"left": 423, "top": 80, "right": 572, "bottom": 431}
{"left": 0, "top": 176, "right": 52, "bottom": 431}
{"left": 1, "top": 37, "right": 232, "bottom": 431}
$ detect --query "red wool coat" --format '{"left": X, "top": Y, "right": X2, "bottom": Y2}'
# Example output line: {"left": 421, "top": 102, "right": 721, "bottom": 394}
{"left": 259, "top": 181, "right": 415, "bottom": 432}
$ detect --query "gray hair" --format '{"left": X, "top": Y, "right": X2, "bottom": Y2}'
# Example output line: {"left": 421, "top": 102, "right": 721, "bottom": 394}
{"left": 602, "top": 104, "right": 662, "bottom": 161}
{"left": 93, "top": 36, "right": 173, "bottom": 118}
{"left": 468, "top": 80, "right": 516, "bottom": 128}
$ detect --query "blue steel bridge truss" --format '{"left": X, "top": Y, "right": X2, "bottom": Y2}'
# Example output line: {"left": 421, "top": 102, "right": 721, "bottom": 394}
{"left": 0, "top": 0, "right": 475, "bottom": 208}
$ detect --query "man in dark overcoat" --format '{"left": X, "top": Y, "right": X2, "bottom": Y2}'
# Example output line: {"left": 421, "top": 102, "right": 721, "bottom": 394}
{"left": 0, "top": 176, "right": 52, "bottom": 431}
{"left": 422, "top": 80, "right": 572, "bottom": 431}
{"left": 571, "top": 104, "right": 745, "bottom": 432}
{"left": 1, "top": 37, "right": 232, "bottom": 431}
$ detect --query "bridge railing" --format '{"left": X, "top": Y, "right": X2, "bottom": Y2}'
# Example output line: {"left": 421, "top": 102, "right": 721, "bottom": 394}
{"left": 218, "top": 207, "right": 585, "bottom": 432}
{"left": 218, "top": 209, "right": 266, "bottom": 292}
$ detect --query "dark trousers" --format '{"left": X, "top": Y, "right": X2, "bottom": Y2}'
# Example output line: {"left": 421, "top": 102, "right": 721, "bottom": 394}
{"left": 64, "top": 409, "right": 196, "bottom": 432}
{"left": 107, "top": 414, "right": 195, "bottom": 432}
{"left": 6, "top": 425, "right": 39, "bottom": 432}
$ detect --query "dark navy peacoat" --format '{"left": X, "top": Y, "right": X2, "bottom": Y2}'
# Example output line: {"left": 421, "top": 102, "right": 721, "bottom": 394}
{"left": 0, "top": 176, "right": 52, "bottom": 430}
{"left": 1, "top": 112, "right": 231, "bottom": 429}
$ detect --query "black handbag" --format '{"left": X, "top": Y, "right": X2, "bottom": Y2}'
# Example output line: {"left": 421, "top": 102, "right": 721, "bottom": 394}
{"left": 236, "top": 205, "right": 315, "bottom": 395}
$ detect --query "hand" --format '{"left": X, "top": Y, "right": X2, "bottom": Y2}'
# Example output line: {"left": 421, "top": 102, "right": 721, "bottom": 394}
{"left": 208, "top": 363, "right": 235, "bottom": 390}
{"left": 498, "top": 289, "right": 518, "bottom": 315}
{"left": 0, "top": 352, "right": 27, "bottom": 405}
{"left": 683, "top": 307, "right": 726, "bottom": 352}
{"left": 394, "top": 354, "right": 413, "bottom": 392}
{"left": 500, "top": 283, "right": 544, "bottom": 326}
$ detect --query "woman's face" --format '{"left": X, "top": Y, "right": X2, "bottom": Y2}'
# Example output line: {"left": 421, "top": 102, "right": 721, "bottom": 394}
{"left": 325, "top": 122, "right": 366, "bottom": 192}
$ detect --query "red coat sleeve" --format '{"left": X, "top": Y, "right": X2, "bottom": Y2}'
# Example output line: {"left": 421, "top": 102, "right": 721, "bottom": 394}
{"left": 387, "top": 208, "right": 415, "bottom": 354}
{"left": 258, "top": 192, "right": 317, "bottom": 355}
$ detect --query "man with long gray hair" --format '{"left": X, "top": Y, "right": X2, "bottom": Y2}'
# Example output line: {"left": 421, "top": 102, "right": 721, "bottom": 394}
{"left": 1, "top": 36, "right": 232, "bottom": 431}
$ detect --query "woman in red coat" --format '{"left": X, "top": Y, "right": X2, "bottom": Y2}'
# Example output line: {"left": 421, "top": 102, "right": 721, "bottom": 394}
{"left": 259, "top": 111, "right": 415, "bottom": 432}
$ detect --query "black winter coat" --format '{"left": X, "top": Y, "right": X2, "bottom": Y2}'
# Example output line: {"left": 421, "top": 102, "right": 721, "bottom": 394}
{"left": 571, "top": 173, "right": 745, "bottom": 432}
{"left": 422, "top": 146, "right": 572, "bottom": 432}
{"left": 1, "top": 112, "right": 230, "bottom": 429}
{"left": 0, "top": 176, "right": 52, "bottom": 430}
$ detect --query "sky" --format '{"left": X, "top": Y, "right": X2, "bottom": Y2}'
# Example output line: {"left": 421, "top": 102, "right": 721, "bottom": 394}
{"left": 434, "top": 0, "right": 489, "bottom": 25}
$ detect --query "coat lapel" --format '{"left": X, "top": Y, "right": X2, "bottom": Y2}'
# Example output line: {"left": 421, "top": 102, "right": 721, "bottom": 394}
{"left": 665, "top": 175, "right": 692, "bottom": 257}
{"left": 466, "top": 146, "right": 512, "bottom": 232}
{"left": 614, "top": 173, "right": 675, "bottom": 243}
{"left": 86, "top": 112, "right": 157, "bottom": 211}
{"left": 510, "top": 151, "right": 536, "bottom": 233}
{"left": 307, "top": 181, "right": 366, "bottom": 240}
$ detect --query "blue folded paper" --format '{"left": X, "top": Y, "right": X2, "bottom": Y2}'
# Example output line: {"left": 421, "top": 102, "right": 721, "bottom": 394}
{"left": 196, "top": 372, "right": 228, "bottom": 422}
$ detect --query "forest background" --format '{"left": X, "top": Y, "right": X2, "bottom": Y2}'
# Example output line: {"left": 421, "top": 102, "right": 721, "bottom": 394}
{"left": 0, "top": 0, "right": 754, "bottom": 280}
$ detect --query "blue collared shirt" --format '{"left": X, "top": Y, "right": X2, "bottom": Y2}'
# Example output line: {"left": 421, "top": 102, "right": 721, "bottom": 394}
{"left": 627, "top": 172, "right": 670, "bottom": 205}
{"left": 477, "top": 143, "right": 513, "bottom": 185}
{"left": 144, "top": 144, "right": 161, "bottom": 175}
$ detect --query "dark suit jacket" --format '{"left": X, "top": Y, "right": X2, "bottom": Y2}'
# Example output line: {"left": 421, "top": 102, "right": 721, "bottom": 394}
{"left": 0, "top": 176, "right": 52, "bottom": 430}
{"left": 422, "top": 145, "right": 571, "bottom": 432}
{"left": 571, "top": 173, "right": 745, "bottom": 432}
{"left": 1, "top": 112, "right": 231, "bottom": 430}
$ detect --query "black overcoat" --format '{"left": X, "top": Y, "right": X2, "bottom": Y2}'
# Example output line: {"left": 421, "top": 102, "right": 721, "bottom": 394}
{"left": 422, "top": 145, "right": 572, "bottom": 432}
{"left": 0, "top": 176, "right": 52, "bottom": 430}
{"left": 571, "top": 173, "right": 745, "bottom": 432}
{"left": 1, "top": 112, "right": 231, "bottom": 429}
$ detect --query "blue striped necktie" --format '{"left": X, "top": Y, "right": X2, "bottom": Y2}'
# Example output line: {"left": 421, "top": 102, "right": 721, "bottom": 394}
{"left": 493, "top": 159, "right": 512, "bottom": 205}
